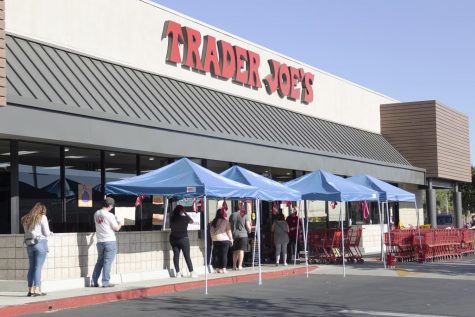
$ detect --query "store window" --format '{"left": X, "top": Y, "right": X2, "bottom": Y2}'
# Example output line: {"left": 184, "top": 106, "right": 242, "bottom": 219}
{"left": 139, "top": 155, "right": 172, "bottom": 231}
{"left": 0, "top": 140, "right": 11, "bottom": 233}
{"left": 105, "top": 151, "right": 138, "bottom": 230}
{"left": 206, "top": 159, "right": 230, "bottom": 173}
{"left": 64, "top": 147, "right": 102, "bottom": 232}
{"left": 18, "top": 142, "right": 61, "bottom": 232}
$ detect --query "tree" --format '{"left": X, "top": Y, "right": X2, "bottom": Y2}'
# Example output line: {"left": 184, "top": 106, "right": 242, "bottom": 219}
{"left": 460, "top": 166, "right": 475, "bottom": 216}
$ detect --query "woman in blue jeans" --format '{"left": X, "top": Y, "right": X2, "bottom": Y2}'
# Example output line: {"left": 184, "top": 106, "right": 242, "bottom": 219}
{"left": 21, "top": 202, "right": 52, "bottom": 297}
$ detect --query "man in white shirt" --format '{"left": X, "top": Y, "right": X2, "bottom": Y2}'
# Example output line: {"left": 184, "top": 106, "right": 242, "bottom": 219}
{"left": 92, "top": 197, "right": 122, "bottom": 287}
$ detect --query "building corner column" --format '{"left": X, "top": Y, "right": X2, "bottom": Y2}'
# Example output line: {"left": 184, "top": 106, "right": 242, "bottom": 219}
{"left": 454, "top": 184, "right": 463, "bottom": 228}
{"left": 426, "top": 179, "right": 437, "bottom": 228}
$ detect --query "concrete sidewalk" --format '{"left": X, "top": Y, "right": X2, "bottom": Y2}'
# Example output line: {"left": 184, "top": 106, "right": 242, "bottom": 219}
{"left": 0, "top": 265, "right": 315, "bottom": 317}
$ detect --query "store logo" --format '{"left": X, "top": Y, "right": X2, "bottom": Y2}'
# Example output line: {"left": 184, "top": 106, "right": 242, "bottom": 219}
{"left": 162, "top": 20, "right": 314, "bottom": 104}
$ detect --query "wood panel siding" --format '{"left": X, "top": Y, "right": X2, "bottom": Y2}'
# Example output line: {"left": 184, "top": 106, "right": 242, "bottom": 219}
{"left": 0, "top": 0, "right": 4, "bottom": 106}
{"left": 381, "top": 100, "right": 471, "bottom": 183}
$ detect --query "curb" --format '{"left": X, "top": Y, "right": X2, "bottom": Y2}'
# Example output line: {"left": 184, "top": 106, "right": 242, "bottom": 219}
{"left": 0, "top": 266, "right": 316, "bottom": 317}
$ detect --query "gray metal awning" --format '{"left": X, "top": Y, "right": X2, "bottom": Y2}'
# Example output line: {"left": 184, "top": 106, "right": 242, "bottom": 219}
{"left": 2, "top": 34, "right": 425, "bottom": 184}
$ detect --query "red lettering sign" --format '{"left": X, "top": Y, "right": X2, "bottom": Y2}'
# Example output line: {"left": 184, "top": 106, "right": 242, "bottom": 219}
{"left": 162, "top": 20, "right": 184, "bottom": 64}
{"left": 162, "top": 20, "right": 314, "bottom": 104}
{"left": 218, "top": 40, "right": 235, "bottom": 79}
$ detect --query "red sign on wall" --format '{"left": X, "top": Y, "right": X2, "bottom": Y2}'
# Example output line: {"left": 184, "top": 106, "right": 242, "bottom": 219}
{"left": 162, "top": 20, "right": 314, "bottom": 104}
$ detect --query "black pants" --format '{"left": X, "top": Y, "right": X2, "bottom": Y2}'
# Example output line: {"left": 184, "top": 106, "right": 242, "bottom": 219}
{"left": 213, "top": 240, "right": 230, "bottom": 269}
{"left": 170, "top": 237, "right": 193, "bottom": 273}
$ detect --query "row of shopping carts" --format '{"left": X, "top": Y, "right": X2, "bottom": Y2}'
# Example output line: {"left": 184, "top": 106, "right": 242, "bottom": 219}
{"left": 385, "top": 228, "right": 475, "bottom": 262}
{"left": 308, "top": 227, "right": 364, "bottom": 264}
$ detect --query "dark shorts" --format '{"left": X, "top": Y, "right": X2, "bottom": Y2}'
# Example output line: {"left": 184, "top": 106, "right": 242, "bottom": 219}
{"left": 233, "top": 237, "right": 249, "bottom": 252}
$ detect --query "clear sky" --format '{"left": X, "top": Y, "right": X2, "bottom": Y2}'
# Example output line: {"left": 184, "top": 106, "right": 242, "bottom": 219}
{"left": 153, "top": 0, "right": 475, "bottom": 165}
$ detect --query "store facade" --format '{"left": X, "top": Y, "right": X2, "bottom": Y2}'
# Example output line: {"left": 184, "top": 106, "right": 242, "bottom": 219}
{"left": 0, "top": 0, "right": 469, "bottom": 289}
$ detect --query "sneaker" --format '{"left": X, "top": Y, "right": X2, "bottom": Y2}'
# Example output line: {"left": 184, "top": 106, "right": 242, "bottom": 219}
{"left": 174, "top": 272, "right": 182, "bottom": 278}
{"left": 284, "top": 263, "right": 288, "bottom": 266}
{"left": 190, "top": 272, "right": 199, "bottom": 278}
{"left": 102, "top": 284, "right": 115, "bottom": 288}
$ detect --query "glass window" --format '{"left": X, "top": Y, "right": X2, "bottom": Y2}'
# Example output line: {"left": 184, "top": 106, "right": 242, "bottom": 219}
{"left": 0, "top": 140, "right": 11, "bottom": 233}
{"left": 18, "top": 142, "right": 61, "bottom": 232}
{"left": 206, "top": 160, "right": 230, "bottom": 173}
{"left": 139, "top": 154, "right": 174, "bottom": 231}
{"left": 105, "top": 151, "right": 138, "bottom": 230}
{"left": 64, "top": 147, "right": 102, "bottom": 232}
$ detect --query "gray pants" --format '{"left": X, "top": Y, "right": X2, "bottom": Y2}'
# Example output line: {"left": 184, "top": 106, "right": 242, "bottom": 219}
{"left": 275, "top": 242, "right": 288, "bottom": 263}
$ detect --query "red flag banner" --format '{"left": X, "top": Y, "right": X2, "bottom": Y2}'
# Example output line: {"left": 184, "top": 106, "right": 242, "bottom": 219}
{"left": 135, "top": 195, "right": 145, "bottom": 207}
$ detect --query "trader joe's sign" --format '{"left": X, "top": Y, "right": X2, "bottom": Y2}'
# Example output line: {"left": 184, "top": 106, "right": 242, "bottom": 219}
{"left": 162, "top": 20, "right": 314, "bottom": 104}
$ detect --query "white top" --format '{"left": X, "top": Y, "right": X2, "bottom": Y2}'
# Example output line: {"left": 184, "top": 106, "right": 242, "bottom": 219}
{"left": 94, "top": 209, "right": 119, "bottom": 242}
{"left": 24, "top": 215, "right": 51, "bottom": 240}
{"left": 210, "top": 219, "right": 231, "bottom": 242}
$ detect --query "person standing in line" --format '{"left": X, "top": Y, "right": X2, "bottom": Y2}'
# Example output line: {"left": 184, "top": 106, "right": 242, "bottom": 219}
{"left": 169, "top": 205, "right": 198, "bottom": 278}
{"left": 272, "top": 213, "right": 289, "bottom": 266}
{"left": 286, "top": 207, "right": 301, "bottom": 261}
{"left": 229, "top": 204, "right": 251, "bottom": 270}
{"left": 92, "top": 197, "right": 122, "bottom": 287}
{"left": 21, "top": 202, "right": 52, "bottom": 296}
{"left": 210, "top": 208, "right": 233, "bottom": 273}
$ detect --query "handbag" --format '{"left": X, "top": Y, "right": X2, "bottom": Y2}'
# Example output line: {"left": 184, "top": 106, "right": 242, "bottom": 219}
{"left": 24, "top": 237, "right": 39, "bottom": 246}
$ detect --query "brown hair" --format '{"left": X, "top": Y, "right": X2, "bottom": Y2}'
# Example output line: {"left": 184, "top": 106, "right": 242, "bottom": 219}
{"left": 21, "top": 203, "right": 47, "bottom": 231}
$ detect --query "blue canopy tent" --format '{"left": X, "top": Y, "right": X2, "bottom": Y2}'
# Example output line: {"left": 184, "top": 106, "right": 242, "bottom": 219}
{"left": 220, "top": 165, "right": 302, "bottom": 283}
{"left": 347, "top": 173, "right": 420, "bottom": 267}
{"left": 285, "top": 170, "right": 378, "bottom": 276}
{"left": 106, "top": 158, "right": 259, "bottom": 294}
{"left": 220, "top": 165, "right": 301, "bottom": 201}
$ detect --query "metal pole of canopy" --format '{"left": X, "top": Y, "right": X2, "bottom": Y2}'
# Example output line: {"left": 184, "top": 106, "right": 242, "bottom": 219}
{"left": 257, "top": 199, "right": 262, "bottom": 285}
{"left": 378, "top": 201, "right": 386, "bottom": 269}
{"left": 252, "top": 199, "right": 257, "bottom": 270}
{"left": 340, "top": 204, "right": 346, "bottom": 278}
{"left": 162, "top": 198, "right": 169, "bottom": 231}
{"left": 204, "top": 196, "right": 208, "bottom": 295}
{"left": 304, "top": 200, "right": 309, "bottom": 278}
{"left": 293, "top": 201, "right": 301, "bottom": 266}
{"left": 386, "top": 202, "right": 392, "bottom": 251}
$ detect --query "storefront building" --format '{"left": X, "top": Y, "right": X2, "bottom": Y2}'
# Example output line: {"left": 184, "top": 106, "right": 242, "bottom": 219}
{"left": 0, "top": 0, "right": 470, "bottom": 289}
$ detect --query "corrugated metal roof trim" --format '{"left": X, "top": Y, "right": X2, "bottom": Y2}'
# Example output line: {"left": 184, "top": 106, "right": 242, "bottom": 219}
{"left": 6, "top": 34, "right": 411, "bottom": 166}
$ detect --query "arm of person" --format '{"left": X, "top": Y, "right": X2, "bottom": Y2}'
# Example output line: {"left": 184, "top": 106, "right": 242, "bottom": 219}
{"left": 271, "top": 222, "right": 275, "bottom": 233}
{"left": 185, "top": 212, "right": 194, "bottom": 224}
{"left": 285, "top": 222, "right": 289, "bottom": 233}
{"left": 245, "top": 216, "right": 252, "bottom": 234}
{"left": 111, "top": 214, "right": 122, "bottom": 232}
{"left": 226, "top": 222, "right": 233, "bottom": 244}
{"left": 41, "top": 215, "right": 52, "bottom": 237}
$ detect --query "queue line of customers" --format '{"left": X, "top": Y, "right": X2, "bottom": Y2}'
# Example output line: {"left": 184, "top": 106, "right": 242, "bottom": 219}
{"left": 21, "top": 200, "right": 298, "bottom": 297}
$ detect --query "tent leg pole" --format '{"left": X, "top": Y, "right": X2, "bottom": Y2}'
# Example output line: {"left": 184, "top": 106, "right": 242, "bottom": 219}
{"left": 204, "top": 196, "right": 208, "bottom": 295}
{"left": 257, "top": 199, "right": 262, "bottom": 285}
{"left": 252, "top": 217, "right": 257, "bottom": 270}
{"left": 304, "top": 200, "right": 309, "bottom": 278}
{"left": 340, "top": 205, "right": 345, "bottom": 278}
{"left": 378, "top": 201, "right": 386, "bottom": 269}
{"left": 294, "top": 202, "right": 300, "bottom": 266}
{"left": 162, "top": 198, "right": 169, "bottom": 231}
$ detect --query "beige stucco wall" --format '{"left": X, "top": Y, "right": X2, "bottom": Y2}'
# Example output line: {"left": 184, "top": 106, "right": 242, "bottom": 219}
{"left": 0, "top": 231, "right": 204, "bottom": 289}
{"left": 5, "top": 0, "right": 396, "bottom": 133}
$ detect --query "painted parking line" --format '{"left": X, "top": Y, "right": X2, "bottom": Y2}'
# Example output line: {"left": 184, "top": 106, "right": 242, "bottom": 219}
{"left": 339, "top": 309, "right": 453, "bottom": 317}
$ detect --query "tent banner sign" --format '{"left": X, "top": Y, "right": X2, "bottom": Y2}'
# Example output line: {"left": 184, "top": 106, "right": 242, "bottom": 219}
{"left": 186, "top": 186, "right": 196, "bottom": 193}
{"left": 152, "top": 195, "right": 164, "bottom": 205}
{"left": 78, "top": 184, "right": 93, "bottom": 208}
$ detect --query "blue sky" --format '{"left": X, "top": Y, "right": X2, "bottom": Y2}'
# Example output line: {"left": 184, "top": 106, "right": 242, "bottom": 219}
{"left": 153, "top": 0, "right": 475, "bottom": 165}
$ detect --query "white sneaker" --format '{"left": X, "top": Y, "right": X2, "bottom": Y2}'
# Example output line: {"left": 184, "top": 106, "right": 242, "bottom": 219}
{"left": 175, "top": 272, "right": 182, "bottom": 278}
{"left": 284, "top": 263, "right": 288, "bottom": 266}
{"left": 190, "top": 272, "right": 199, "bottom": 278}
